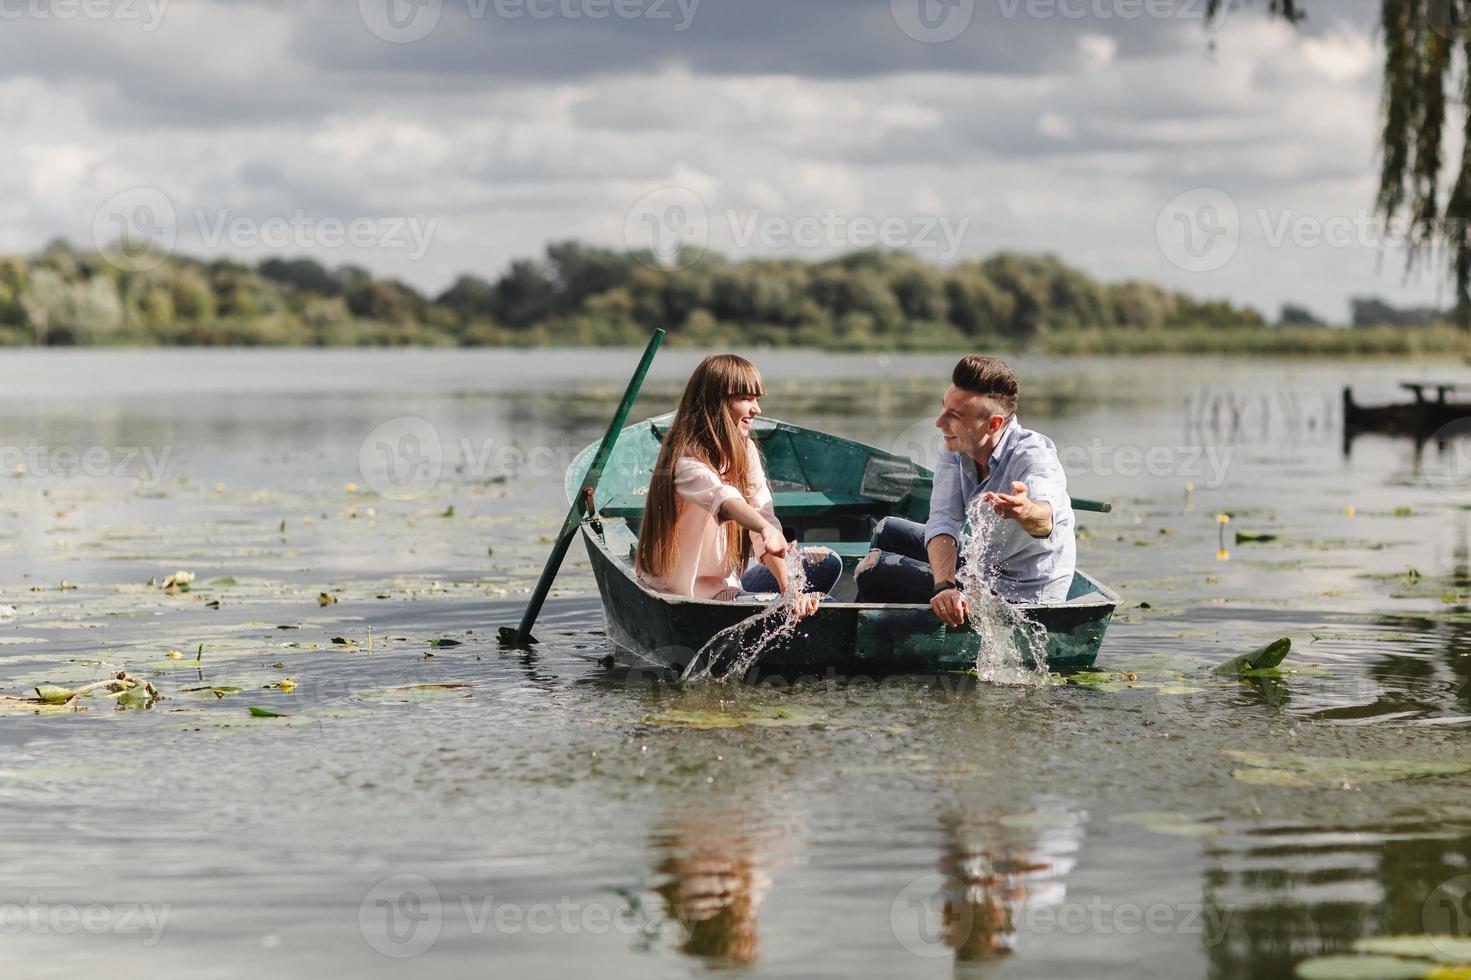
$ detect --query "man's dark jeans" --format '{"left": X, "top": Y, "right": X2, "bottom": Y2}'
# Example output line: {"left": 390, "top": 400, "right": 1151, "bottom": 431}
{"left": 853, "top": 517, "right": 953, "bottom": 603}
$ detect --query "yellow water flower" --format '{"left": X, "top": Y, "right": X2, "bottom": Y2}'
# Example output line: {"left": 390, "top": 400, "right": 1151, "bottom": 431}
{"left": 1217, "top": 549, "right": 1230, "bottom": 562}
{"left": 1343, "top": 505, "right": 1356, "bottom": 517}
{"left": 1216, "top": 513, "right": 1231, "bottom": 524}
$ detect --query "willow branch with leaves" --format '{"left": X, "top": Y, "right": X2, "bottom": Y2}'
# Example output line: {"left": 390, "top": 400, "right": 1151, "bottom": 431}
{"left": 1212, "top": 0, "right": 1471, "bottom": 323}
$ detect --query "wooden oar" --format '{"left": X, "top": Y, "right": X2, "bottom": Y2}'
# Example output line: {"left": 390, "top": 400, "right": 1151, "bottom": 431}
{"left": 498, "top": 329, "right": 665, "bottom": 647}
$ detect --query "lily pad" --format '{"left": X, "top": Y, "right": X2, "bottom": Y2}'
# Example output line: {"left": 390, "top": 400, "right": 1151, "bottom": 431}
{"left": 1227, "top": 750, "right": 1471, "bottom": 786}
{"left": 247, "top": 706, "right": 287, "bottom": 718}
{"left": 1354, "top": 936, "right": 1471, "bottom": 964}
{"left": 353, "top": 684, "right": 474, "bottom": 703}
{"left": 1293, "top": 955, "right": 1434, "bottom": 979}
{"left": 1213, "top": 638, "right": 1292, "bottom": 676}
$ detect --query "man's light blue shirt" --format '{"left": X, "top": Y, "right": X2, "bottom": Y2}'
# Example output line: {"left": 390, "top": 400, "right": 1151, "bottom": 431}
{"left": 923, "top": 416, "right": 1076, "bottom": 603}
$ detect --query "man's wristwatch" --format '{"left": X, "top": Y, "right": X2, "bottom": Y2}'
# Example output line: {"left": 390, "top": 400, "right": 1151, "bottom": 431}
{"left": 931, "top": 580, "right": 958, "bottom": 598}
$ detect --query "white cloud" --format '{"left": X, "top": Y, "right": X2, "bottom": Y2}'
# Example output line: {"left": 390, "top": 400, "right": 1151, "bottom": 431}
{"left": 0, "top": 0, "right": 1451, "bottom": 321}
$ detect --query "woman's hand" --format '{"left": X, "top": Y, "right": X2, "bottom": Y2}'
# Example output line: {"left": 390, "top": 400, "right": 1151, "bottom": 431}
{"left": 759, "top": 523, "right": 788, "bottom": 559}
{"left": 789, "top": 592, "right": 822, "bottom": 620}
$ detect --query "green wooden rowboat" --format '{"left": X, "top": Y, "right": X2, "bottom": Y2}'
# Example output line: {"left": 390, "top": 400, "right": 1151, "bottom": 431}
{"left": 564, "top": 414, "right": 1118, "bottom": 676}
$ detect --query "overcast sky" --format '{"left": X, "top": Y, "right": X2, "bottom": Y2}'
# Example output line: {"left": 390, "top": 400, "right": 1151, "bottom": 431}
{"left": 0, "top": 0, "right": 1454, "bottom": 320}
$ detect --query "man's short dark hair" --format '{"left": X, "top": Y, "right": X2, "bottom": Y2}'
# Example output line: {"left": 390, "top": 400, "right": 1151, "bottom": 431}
{"left": 952, "top": 355, "right": 1019, "bottom": 418}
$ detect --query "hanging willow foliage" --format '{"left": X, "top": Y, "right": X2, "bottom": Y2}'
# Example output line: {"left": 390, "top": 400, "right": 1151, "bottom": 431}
{"left": 1209, "top": 0, "right": 1471, "bottom": 324}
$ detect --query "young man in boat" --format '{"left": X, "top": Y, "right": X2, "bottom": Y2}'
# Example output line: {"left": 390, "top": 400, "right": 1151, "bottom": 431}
{"left": 854, "top": 355, "right": 1076, "bottom": 624}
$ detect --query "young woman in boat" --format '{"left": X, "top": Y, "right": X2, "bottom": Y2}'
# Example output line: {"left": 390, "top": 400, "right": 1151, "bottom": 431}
{"left": 634, "top": 354, "right": 841, "bottom": 616}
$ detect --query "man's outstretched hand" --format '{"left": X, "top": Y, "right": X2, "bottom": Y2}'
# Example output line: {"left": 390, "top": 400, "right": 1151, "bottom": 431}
{"left": 982, "top": 481, "right": 1054, "bottom": 537}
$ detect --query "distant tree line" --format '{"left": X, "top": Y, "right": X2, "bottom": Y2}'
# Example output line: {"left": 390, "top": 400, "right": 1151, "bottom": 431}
{"left": 0, "top": 238, "right": 1455, "bottom": 351}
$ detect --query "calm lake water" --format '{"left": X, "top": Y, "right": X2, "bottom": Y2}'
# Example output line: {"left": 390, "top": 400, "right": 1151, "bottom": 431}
{"left": 1, "top": 348, "right": 1468, "bottom": 980}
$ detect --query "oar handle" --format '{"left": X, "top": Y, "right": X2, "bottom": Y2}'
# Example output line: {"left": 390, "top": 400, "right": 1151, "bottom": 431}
{"left": 499, "top": 329, "right": 665, "bottom": 646}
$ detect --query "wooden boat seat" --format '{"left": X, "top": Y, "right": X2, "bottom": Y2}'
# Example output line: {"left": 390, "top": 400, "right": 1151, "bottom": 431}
{"left": 599, "top": 491, "right": 883, "bottom": 520}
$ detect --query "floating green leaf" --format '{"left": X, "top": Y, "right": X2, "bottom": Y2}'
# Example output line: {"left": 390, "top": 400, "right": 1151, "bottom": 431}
{"left": 1353, "top": 936, "right": 1471, "bottom": 963}
{"left": 1213, "top": 638, "right": 1292, "bottom": 676}
{"left": 247, "top": 706, "right": 287, "bottom": 718}
{"left": 1227, "top": 750, "right": 1471, "bottom": 786}
{"left": 1293, "top": 955, "right": 1433, "bottom": 979}
{"left": 181, "top": 686, "right": 240, "bottom": 699}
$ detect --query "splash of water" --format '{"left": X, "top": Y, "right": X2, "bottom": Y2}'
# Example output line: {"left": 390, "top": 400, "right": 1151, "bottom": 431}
{"left": 681, "top": 549, "right": 810, "bottom": 683}
{"left": 955, "top": 494, "right": 1051, "bottom": 687}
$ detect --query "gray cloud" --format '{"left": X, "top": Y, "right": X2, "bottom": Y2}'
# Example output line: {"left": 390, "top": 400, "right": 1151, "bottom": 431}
{"left": 0, "top": 0, "right": 1446, "bottom": 321}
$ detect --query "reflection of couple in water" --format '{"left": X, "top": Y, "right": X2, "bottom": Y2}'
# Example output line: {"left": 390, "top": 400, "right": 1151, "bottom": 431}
{"left": 647, "top": 802, "right": 1069, "bottom": 969}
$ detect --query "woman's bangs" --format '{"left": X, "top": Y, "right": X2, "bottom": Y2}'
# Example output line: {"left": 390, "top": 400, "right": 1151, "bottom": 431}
{"left": 727, "top": 369, "right": 765, "bottom": 399}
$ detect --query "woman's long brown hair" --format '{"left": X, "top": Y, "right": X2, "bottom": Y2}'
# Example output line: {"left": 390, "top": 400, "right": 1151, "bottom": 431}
{"left": 635, "top": 354, "right": 767, "bottom": 580}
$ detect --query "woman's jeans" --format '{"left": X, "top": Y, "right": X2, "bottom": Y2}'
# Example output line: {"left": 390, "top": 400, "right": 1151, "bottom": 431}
{"left": 733, "top": 547, "right": 843, "bottom": 598}
{"left": 853, "top": 517, "right": 950, "bottom": 603}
